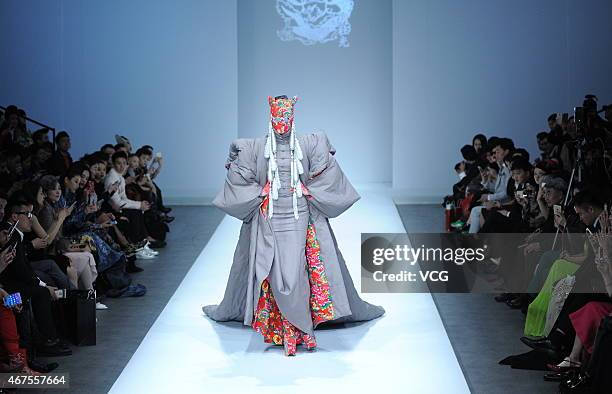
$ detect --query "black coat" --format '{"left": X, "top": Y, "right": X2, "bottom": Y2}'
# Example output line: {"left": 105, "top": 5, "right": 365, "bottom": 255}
{"left": 0, "top": 230, "right": 42, "bottom": 293}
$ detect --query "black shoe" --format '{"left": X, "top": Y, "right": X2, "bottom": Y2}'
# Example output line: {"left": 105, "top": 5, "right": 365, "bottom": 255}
{"left": 544, "top": 370, "right": 574, "bottom": 382}
{"left": 494, "top": 293, "right": 514, "bottom": 303}
{"left": 506, "top": 295, "right": 527, "bottom": 309}
{"left": 28, "top": 358, "right": 59, "bottom": 373}
{"left": 126, "top": 261, "right": 144, "bottom": 273}
{"left": 520, "top": 336, "right": 559, "bottom": 352}
{"left": 37, "top": 341, "right": 72, "bottom": 357}
{"left": 161, "top": 215, "right": 175, "bottom": 224}
{"left": 160, "top": 206, "right": 172, "bottom": 214}
{"left": 560, "top": 371, "right": 591, "bottom": 393}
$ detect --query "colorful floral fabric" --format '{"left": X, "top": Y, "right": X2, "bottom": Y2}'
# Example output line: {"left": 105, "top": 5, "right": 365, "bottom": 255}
{"left": 252, "top": 279, "right": 302, "bottom": 346}
{"left": 306, "top": 222, "right": 335, "bottom": 325}
{"left": 251, "top": 221, "right": 334, "bottom": 349}
{"left": 268, "top": 95, "right": 297, "bottom": 134}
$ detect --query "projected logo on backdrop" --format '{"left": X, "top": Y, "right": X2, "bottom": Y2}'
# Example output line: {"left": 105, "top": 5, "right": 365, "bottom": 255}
{"left": 276, "top": 0, "right": 354, "bottom": 47}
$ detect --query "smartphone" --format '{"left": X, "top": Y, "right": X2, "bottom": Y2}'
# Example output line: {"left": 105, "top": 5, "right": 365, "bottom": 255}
{"left": 553, "top": 204, "right": 562, "bottom": 216}
{"left": 3, "top": 292, "right": 22, "bottom": 308}
{"left": 7, "top": 220, "right": 19, "bottom": 238}
{"left": 54, "top": 289, "right": 67, "bottom": 299}
{"left": 156, "top": 152, "right": 162, "bottom": 158}
{"left": 516, "top": 190, "right": 526, "bottom": 199}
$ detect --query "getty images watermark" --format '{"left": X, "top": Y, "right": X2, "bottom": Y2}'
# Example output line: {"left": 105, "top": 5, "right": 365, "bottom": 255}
{"left": 361, "top": 233, "right": 607, "bottom": 294}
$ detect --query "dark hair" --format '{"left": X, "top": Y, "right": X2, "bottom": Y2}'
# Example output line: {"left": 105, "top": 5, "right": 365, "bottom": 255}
{"left": 100, "top": 144, "right": 115, "bottom": 151}
{"left": 535, "top": 158, "right": 561, "bottom": 174}
{"left": 136, "top": 146, "right": 153, "bottom": 157}
{"left": 111, "top": 151, "right": 128, "bottom": 164}
{"left": 114, "top": 143, "right": 126, "bottom": 150}
{"left": 547, "top": 113, "right": 557, "bottom": 122}
{"left": 32, "top": 128, "right": 49, "bottom": 141}
{"left": 510, "top": 158, "right": 532, "bottom": 172}
{"left": 73, "top": 160, "right": 89, "bottom": 171}
{"left": 511, "top": 148, "right": 530, "bottom": 162}
{"left": 5, "top": 195, "right": 33, "bottom": 217}
{"left": 454, "top": 162, "right": 462, "bottom": 171}
{"left": 21, "top": 181, "right": 42, "bottom": 212}
{"left": 536, "top": 131, "right": 549, "bottom": 141}
{"left": 491, "top": 137, "right": 514, "bottom": 152}
{"left": 55, "top": 131, "right": 70, "bottom": 142}
{"left": 87, "top": 153, "right": 108, "bottom": 167}
{"left": 460, "top": 145, "right": 478, "bottom": 162}
{"left": 573, "top": 190, "right": 604, "bottom": 210}
{"left": 128, "top": 153, "right": 138, "bottom": 159}
{"left": 39, "top": 175, "right": 60, "bottom": 193}
{"left": 472, "top": 133, "right": 487, "bottom": 147}
{"left": 487, "top": 137, "right": 500, "bottom": 153}
{"left": 64, "top": 165, "right": 84, "bottom": 182}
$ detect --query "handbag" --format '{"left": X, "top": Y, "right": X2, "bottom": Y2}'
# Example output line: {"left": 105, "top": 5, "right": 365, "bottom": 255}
{"left": 56, "top": 290, "right": 96, "bottom": 346}
{"left": 544, "top": 275, "right": 575, "bottom": 336}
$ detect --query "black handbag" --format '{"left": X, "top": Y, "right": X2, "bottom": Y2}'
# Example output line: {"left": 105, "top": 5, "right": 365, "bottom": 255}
{"left": 57, "top": 290, "right": 96, "bottom": 346}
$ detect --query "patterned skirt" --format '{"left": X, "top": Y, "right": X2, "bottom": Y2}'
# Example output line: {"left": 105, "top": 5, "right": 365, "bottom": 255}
{"left": 251, "top": 221, "right": 335, "bottom": 346}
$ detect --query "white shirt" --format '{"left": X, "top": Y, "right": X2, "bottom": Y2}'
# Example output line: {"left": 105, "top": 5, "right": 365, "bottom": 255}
{"left": 104, "top": 168, "right": 141, "bottom": 211}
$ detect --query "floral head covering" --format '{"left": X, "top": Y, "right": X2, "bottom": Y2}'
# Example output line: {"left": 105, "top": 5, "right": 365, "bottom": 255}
{"left": 268, "top": 95, "right": 298, "bottom": 134}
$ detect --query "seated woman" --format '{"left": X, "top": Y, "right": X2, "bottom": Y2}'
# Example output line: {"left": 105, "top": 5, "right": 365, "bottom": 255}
{"left": 36, "top": 174, "right": 97, "bottom": 284}
{"left": 523, "top": 180, "right": 586, "bottom": 338}
{"left": 38, "top": 171, "right": 143, "bottom": 294}
{"left": 545, "top": 216, "right": 612, "bottom": 375}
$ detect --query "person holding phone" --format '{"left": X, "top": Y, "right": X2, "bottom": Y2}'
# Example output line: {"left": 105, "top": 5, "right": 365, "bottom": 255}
{"left": 0, "top": 232, "right": 56, "bottom": 374}
{"left": 104, "top": 151, "right": 166, "bottom": 249}
{"left": 468, "top": 138, "right": 514, "bottom": 233}
{"left": 0, "top": 200, "right": 72, "bottom": 357}
{"left": 136, "top": 146, "right": 172, "bottom": 215}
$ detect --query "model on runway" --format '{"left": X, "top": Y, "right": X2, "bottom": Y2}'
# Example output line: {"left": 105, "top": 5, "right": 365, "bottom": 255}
{"left": 202, "top": 95, "right": 384, "bottom": 356}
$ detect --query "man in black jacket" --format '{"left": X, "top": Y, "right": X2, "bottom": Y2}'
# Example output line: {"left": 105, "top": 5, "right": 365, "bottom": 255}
{"left": 0, "top": 198, "right": 71, "bottom": 356}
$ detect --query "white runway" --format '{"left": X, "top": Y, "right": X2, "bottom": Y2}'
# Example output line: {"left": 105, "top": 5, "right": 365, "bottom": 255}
{"left": 110, "top": 186, "right": 470, "bottom": 394}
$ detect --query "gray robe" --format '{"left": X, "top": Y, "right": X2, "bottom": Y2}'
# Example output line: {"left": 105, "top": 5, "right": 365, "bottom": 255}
{"left": 202, "top": 131, "right": 385, "bottom": 336}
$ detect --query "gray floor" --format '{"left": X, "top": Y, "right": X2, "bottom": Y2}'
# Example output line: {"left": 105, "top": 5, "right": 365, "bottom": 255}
{"left": 33, "top": 204, "right": 556, "bottom": 393}
{"left": 36, "top": 206, "right": 224, "bottom": 394}
{"left": 396, "top": 204, "right": 556, "bottom": 394}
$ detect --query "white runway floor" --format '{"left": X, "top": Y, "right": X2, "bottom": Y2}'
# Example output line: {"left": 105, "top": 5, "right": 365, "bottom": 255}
{"left": 110, "top": 186, "right": 470, "bottom": 394}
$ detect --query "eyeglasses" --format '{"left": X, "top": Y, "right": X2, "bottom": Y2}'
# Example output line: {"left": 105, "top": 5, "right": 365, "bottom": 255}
{"left": 15, "top": 211, "right": 33, "bottom": 218}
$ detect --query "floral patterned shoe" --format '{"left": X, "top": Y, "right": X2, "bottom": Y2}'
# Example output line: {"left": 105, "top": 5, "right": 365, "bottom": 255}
{"left": 302, "top": 334, "right": 317, "bottom": 351}
{"left": 284, "top": 338, "right": 297, "bottom": 356}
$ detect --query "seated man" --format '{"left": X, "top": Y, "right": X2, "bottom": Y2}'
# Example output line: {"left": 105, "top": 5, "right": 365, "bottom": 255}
{"left": 105, "top": 151, "right": 165, "bottom": 248}
{"left": 0, "top": 199, "right": 71, "bottom": 357}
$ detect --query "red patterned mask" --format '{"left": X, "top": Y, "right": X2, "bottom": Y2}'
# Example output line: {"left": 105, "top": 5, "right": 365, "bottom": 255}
{"left": 269, "top": 95, "right": 298, "bottom": 134}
